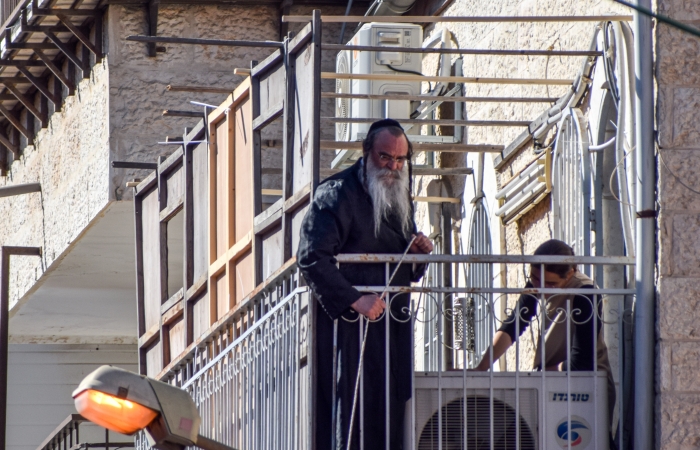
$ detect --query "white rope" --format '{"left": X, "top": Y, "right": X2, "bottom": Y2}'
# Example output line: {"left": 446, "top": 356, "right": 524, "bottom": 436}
{"left": 345, "top": 236, "right": 417, "bottom": 450}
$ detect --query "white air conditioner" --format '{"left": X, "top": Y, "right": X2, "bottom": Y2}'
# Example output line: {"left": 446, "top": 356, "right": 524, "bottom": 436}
{"left": 334, "top": 22, "right": 423, "bottom": 168}
{"left": 411, "top": 371, "right": 608, "bottom": 449}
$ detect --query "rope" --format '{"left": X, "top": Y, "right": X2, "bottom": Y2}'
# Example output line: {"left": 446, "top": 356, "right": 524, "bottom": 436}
{"left": 345, "top": 235, "right": 417, "bottom": 450}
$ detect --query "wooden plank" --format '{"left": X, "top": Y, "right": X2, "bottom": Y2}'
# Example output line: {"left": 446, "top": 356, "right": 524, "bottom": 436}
{"left": 162, "top": 296, "right": 184, "bottom": 326}
{"left": 165, "top": 165, "right": 184, "bottom": 209}
{"left": 287, "top": 22, "right": 313, "bottom": 54}
{"left": 215, "top": 120, "right": 228, "bottom": 259}
{"left": 56, "top": 14, "right": 100, "bottom": 57}
{"left": 414, "top": 196, "right": 461, "bottom": 204}
{"left": 281, "top": 36, "right": 296, "bottom": 262}
{"left": 186, "top": 272, "right": 208, "bottom": 300}
{"left": 233, "top": 250, "right": 254, "bottom": 305}
{"left": 321, "top": 92, "right": 558, "bottom": 103}
{"left": 138, "top": 322, "right": 159, "bottom": 348}
{"left": 261, "top": 227, "right": 283, "bottom": 280}
{"left": 145, "top": 340, "right": 162, "bottom": 378}
{"left": 167, "top": 316, "right": 185, "bottom": 362}
{"left": 250, "top": 60, "right": 263, "bottom": 288}
{"left": 234, "top": 95, "right": 254, "bottom": 242}
{"left": 320, "top": 167, "right": 474, "bottom": 177}
{"left": 44, "top": 31, "right": 87, "bottom": 72}
{"left": 252, "top": 101, "right": 283, "bottom": 131}
{"left": 321, "top": 72, "right": 573, "bottom": 86}
{"left": 33, "top": 50, "right": 75, "bottom": 94}
{"left": 253, "top": 197, "right": 283, "bottom": 234}
{"left": 258, "top": 64, "right": 285, "bottom": 124}
{"left": 4, "top": 84, "right": 47, "bottom": 126}
{"left": 0, "top": 104, "right": 31, "bottom": 141}
{"left": 134, "top": 195, "right": 147, "bottom": 362}
{"left": 227, "top": 230, "right": 253, "bottom": 262}
{"left": 16, "top": 67, "right": 60, "bottom": 106}
{"left": 191, "top": 291, "right": 210, "bottom": 339}
{"left": 292, "top": 43, "right": 314, "bottom": 193}
{"left": 324, "top": 117, "right": 530, "bottom": 127}
{"left": 160, "top": 287, "right": 184, "bottom": 316}
{"left": 320, "top": 140, "right": 504, "bottom": 153}
{"left": 311, "top": 10, "right": 321, "bottom": 193}
{"left": 192, "top": 142, "right": 208, "bottom": 281}
{"left": 141, "top": 189, "right": 161, "bottom": 333}
{"left": 250, "top": 49, "right": 283, "bottom": 77}
{"left": 283, "top": 181, "right": 311, "bottom": 213}
{"left": 290, "top": 204, "right": 309, "bottom": 259}
{"left": 159, "top": 199, "right": 183, "bottom": 223}
{"left": 282, "top": 14, "right": 634, "bottom": 23}
{"left": 215, "top": 271, "right": 228, "bottom": 321}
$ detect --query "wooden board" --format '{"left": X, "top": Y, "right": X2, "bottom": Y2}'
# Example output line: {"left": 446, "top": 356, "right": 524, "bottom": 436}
{"left": 192, "top": 142, "right": 209, "bottom": 282}
{"left": 191, "top": 292, "right": 210, "bottom": 339}
{"left": 166, "top": 210, "right": 184, "bottom": 298}
{"left": 168, "top": 316, "right": 186, "bottom": 362}
{"left": 234, "top": 97, "right": 253, "bottom": 243}
{"left": 215, "top": 271, "right": 228, "bottom": 321}
{"left": 215, "top": 120, "right": 229, "bottom": 259}
{"left": 145, "top": 340, "right": 162, "bottom": 378}
{"left": 233, "top": 250, "right": 254, "bottom": 305}
{"left": 292, "top": 44, "right": 316, "bottom": 193}
{"left": 165, "top": 164, "right": 184, "bottom": 209}
{"left": 261, "top": 227, "right": 284, "bottom": 280}
{"left": 290, "top": 203, "right": 310, "bottom": 261}
{"left": 141, "top": 188, "right": 161, "bottom": 333}
{"left": 258, "top": 65, "right": 286, "bottom": 121}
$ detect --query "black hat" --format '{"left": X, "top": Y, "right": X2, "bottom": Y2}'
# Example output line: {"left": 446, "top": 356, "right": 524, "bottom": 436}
{"left": 367, "top": 118, "right": 403, "bottom": 136}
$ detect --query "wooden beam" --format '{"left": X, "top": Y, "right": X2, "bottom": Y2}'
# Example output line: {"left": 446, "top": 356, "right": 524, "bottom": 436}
{"left": 323, "top": 117, "right": 530, "bottom": 127}
{"left": 30, "top": 8, "right": 101, "bottom": 16}
{"left": 320, "top": 140, "right": 504, "bottom": 153}
{"left": 0, "top": 104, "right": 32, "bottom": 142}
{"left": 16, "top": 67, "right": 61, "bottom": 106}
{"left": 56, "top": 14, "right": 101, "bottom": 57}
{"left": 44, "top": 31, "right": 87, "bottom": 72}
{"left": 282, "top": 14, "right": 634, "bottom": 23}
{"left": 0, "top": 78, "right": 31, "bottom": 84}
{"left": 4, "top": 84, "right": 47, "bottom": 126}
{"left": 34, "top": 49, "right": 76, "bottom": 94}
{"left": 322, "top": 72, "right": 573, "bottom": 86}
{"left": 147, "top": 0, "right": 159, "bottom": 57}
{"left": 322, "top": 92, "right": 558, "bottom": 103}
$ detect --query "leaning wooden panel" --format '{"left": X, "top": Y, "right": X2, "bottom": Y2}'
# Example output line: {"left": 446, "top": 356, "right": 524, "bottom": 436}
{"left": 292, "top": 44, "right": 317, "bottom": 193}
{"left": 261, "top": 226, "right": 284, "bottom": 280}
{"left": 192, "top": 141, "right": 209, "bottom": 283}
{"left": 233, "top": 95, "right": 254, "bottom": 243}
{"left": 141, "top": 188, "right": 162, "bottom": 334}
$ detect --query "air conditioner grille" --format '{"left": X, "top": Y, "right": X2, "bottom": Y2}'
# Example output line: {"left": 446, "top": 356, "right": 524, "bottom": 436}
{"left": 416, "top": 389, "right": 538, "bottom": 450}
{"left": 335, "top": 51, "right": 351, "bottom": 142}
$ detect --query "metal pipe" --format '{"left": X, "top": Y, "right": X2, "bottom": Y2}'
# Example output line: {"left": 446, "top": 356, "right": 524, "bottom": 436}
{"left": 0, "top": 182, "right": 41, "bottom": 198}
{"left": 126, "top": 35, "right": 284, "bottom": 48}
{"left": 322, "top": 43, "right": 602, "bottom": 57}
{"left": 633, "top": 0, "right": 655, "bottom": 448}
{"left": 0, "top": 246, "right": 41, "bottom": 450}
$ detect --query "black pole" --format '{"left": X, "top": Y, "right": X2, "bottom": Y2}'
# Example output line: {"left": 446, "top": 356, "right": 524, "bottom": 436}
{"left": 0, "top": 246, "right": 41, "bottom": 450}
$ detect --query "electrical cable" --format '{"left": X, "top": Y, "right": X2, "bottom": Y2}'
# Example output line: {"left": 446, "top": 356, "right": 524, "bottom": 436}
{"left": 345, "top": 236, "right": 417, "bottom": 450}
{"left": 386, "top": 64, "right": 424, "bottom": 77}
{"left": 658, "top": 147, "right": 700, "bottom": 196}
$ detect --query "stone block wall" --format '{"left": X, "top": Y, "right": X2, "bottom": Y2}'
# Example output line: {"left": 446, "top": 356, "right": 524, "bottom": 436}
{"left": 655, "top": 1, "right": 700, "bottom": 447}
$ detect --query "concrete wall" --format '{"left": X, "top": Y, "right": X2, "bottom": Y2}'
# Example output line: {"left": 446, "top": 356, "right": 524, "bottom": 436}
{"left": 655, "top": 0, "right": 700, "bottom": 447}
{"left": 7, "top": 344, "right": 137, "bottom": 450}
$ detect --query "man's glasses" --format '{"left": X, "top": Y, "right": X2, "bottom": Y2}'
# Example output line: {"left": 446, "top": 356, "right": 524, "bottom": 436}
{"left": 378, "top": 153, "right": 409, "bottom": 165}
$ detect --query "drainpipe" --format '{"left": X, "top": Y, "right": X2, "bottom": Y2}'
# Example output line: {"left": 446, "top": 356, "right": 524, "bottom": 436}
{"left": 633, "top": 0, "right": 655, "bottom": 448}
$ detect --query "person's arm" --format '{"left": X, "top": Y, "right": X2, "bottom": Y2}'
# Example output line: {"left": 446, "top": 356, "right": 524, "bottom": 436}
{"left": 297, "top": 182, "right": 372, "bottom": 320}
{"left": 473, "top": 288, "right": 538, "bottom": 371}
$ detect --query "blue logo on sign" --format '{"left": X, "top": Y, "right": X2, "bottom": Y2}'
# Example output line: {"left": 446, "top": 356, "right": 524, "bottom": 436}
{"left": 555, "top": 416, "right": 592, "bottom": 448}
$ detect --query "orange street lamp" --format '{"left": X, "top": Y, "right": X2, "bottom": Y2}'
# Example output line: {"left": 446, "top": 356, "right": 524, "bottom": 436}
{"left": 73, "top": 365, "right": 236, "bottom": 450}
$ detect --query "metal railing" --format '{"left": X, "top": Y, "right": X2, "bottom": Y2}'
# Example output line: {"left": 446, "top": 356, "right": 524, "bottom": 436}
{"left": 135, "top": 253, "right": 634, "bottom": 450}
{"left": 37, "top": 414, "right": 134, "bottom": 450}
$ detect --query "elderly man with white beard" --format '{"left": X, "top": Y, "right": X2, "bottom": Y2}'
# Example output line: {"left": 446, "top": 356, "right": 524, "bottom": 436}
{"left": 298, "top": 119, "right": 433, "bottom": 450}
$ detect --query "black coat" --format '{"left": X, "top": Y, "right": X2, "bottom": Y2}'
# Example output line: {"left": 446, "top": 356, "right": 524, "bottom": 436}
{"left": 298, "top": 159, "right": 425, "bottom": 450}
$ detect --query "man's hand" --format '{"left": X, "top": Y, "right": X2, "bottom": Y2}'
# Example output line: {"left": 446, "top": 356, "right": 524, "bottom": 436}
{"left": 351, "top": 294, "right": 386, "bottom": 320}
{"left": 409, "top": 232, "right": 434, "bottom": 254}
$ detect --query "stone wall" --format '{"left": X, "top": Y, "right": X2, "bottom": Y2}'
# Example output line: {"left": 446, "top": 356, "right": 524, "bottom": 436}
{"left": 0, "top": 60, "right": 110, "bottom": 309}
{"left": 655, "top": 0, "right": 700, "bottom": 447}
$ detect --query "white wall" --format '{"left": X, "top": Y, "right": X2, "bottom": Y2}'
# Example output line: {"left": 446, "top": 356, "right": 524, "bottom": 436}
{"left": 7, "top": 344, "right": 137, "bottom": 450}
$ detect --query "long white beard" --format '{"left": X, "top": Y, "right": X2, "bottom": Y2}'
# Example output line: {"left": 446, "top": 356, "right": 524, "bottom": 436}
{"left": 363, "top": 156, "right": 412, "bottom": 238}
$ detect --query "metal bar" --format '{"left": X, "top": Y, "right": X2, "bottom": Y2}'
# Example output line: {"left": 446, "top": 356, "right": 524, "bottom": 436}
{"left": 320, "top": 140, "right": 504, "bottom": 153}
{"left": 633, "top": 0, "right": 655, "bottom": 447}
{"left": 322, "top": 71, "right": 573, "bottom": 85}
{"left": 162, "top": 109, "right": 204, "bottom": 118}
{"left": 126, "top": 35, "right": 284, "bottom": 48}
{"left": 111, "top": 161, "right": 157, "bottom": 170}
{"left": 0, "top": 182, "right": 41, "bottom": 197}
{"left": 335, "top": 253, "right": 635, "bottom": 264}
{"left": 323, "top": 117, "right": 530, "bottom": 127}
{"left": 282, "top": 14, "right": 634, "bottom": 22}
{"left": 166, "top": 85, "right": 232, "bottom": 94}
{"left": 351, "top": 285, "right": 636, "bottom": 295}
{"left": 322, "top": 43, "right": 602, "bottom": 56}
{"left": 30, "top": 8, "right": 100, "bottom": 16}
{"left": 1, "top": 246, "right": 41, "bottom": 449}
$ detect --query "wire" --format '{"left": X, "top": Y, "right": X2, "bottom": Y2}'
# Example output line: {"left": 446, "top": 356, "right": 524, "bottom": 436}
{"left": 658, "top": 147, "right": 700, "bottom": 196}
{"left": 386, "top": 64, "right": 424, "bottom": 77}
{"left": 608, "top": 145, "right": 635, "bottom": 207}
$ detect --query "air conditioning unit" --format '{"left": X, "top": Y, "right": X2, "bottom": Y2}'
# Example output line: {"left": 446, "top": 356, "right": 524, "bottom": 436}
{"left": 411, "top": 371, "right": 609, "bottom": 449}
{"left": 334, "top": 22, "right": 423, "bottom": 168}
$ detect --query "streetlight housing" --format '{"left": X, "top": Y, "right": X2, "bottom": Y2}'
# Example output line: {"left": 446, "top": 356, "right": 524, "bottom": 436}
{"left": 72, "top": 365, "right": 201, "bottom": 448}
